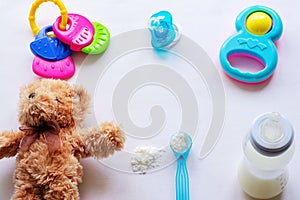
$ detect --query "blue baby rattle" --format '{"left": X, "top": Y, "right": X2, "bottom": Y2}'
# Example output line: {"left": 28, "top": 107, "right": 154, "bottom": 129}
{"left": 220, "top": 5, "right": 283, "bottom": 83}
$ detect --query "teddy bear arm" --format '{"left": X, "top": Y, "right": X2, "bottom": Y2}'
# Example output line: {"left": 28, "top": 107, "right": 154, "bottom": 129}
{"left": 79, "top": 122, "right": 125, "bottom": 160}
{"left": 70, "top": 134, "right": 92, "bottom": 159}
{"left": 0, "top": 130, "right": 24, "bottom": 159}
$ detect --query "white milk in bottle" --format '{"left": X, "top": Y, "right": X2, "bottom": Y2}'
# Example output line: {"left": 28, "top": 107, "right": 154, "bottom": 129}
{"left": 238, "top": 112, "right": 295, "bottom": 199}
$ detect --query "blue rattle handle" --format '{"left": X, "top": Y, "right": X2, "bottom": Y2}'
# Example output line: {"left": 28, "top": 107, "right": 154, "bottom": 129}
{"left": 220, "top": 32, "right": 278, "bottom": 83}
{"left": 219, "top": 5, "right": 283, "bottom": 83}
{"left": 176, "top": 157, "right": 190, "bottom": 200}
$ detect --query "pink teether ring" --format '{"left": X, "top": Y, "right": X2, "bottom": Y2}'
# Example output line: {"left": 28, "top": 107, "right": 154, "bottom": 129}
{"left": 52, "top": 13, "right": 94, "bottom": 51}
{"left": 32, "top": 56, "right": 75, "bottom": 79}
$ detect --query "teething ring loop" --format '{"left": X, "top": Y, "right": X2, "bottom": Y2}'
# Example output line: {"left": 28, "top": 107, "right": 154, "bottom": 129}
{"left": 29, "top": 0, "right": 68, "bottom": 36}
{"left": 220, "top": 47, "right": 277, "bottom": 83}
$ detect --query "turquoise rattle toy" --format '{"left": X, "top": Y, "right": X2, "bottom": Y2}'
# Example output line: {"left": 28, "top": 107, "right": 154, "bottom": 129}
{"left": 220, "top": 5, "right": 283, "bottom": 83}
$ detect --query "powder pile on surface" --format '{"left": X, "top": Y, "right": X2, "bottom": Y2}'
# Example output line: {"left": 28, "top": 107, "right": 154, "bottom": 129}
{"left": 131, "top": 146, "right": 165, "bottom": 174}
{"left": 170, "top": 133, "right": 191, "bottom": 153}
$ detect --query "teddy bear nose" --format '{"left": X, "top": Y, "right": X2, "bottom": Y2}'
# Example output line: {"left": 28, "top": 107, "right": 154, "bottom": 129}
{"left": 29, "top": 104, "right": 40, "bottom": 114}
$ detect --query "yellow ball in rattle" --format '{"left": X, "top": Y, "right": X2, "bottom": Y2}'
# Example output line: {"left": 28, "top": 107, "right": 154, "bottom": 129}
{"left": 246, "top": 12, "right": 272, "bottom": 35}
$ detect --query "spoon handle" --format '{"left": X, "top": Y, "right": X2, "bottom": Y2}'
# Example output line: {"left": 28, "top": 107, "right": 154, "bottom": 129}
{"left": 176, "top": 158, "right": 190, "bottom": 200}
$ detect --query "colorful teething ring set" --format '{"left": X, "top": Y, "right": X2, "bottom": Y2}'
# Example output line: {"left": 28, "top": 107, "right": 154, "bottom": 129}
{"left": 219, "top": 5, "right": 283, "bottom": 83}
{"left": 27, "top": 1, "right": 283, "bottom": 84}
{"left": 28, "top": 0, "right": 110, "bottom": 79}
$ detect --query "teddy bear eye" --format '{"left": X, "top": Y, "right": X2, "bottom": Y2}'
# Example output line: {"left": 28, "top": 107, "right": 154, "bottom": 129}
{"left": 28, "top": 93, "right": 36, "bottom": 99}
{"left": 55, "top": 97, "right": 61, "bottom": 103}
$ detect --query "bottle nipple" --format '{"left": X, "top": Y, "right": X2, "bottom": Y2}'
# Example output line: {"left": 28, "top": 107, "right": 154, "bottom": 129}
{"left": 261, "top": 112, "right": 284, "bottom": 143}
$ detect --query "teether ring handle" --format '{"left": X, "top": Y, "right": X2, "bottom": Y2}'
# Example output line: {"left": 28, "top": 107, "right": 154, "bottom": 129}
{"left": 220, "top": 33, "right": 278, "bottom": 83}
{"left": 29, "top": 0, "right": 68, "bottom": 36}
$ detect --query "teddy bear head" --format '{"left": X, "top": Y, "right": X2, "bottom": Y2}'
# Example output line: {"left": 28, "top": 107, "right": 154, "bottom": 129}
{"left": 18, "top": 79, "right": 90, "bottom": 128}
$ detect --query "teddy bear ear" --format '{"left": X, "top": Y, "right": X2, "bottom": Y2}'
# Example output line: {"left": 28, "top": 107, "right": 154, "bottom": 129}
{"left": 72, "top": 86, "right": 91, "bottom": 125}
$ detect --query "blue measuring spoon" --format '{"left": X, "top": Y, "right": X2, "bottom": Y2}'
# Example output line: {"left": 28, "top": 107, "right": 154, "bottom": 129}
{"left": 170, "top": 132, "right": 192, "bottom": 200}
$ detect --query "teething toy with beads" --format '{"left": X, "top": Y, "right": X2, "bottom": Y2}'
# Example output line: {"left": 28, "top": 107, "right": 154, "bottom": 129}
{"left": 220, "top": 5, "right": 283, "bottom": 83}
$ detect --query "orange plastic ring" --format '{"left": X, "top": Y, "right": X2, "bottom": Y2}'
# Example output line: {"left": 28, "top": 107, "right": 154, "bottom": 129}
{"left": 28, "top": 0, "right": 68, "bottom": 36}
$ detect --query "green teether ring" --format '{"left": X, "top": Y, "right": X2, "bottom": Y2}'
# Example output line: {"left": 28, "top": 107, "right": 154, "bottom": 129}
{"left": 82, "top": 22, "right": 110, "bottom": 54}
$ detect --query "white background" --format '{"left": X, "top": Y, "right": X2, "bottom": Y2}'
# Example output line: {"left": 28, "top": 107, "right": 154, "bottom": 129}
{"left": 0, "top": 0, "right": 299, "bottom": 199}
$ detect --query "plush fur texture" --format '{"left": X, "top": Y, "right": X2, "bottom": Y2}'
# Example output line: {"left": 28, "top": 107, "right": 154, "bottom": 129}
{"left": 0, "top": 79, "right": 126, "bottom": 200}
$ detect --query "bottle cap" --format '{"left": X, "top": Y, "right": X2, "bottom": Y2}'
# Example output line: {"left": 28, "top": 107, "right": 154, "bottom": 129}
{"left": 250, "top": 112, "right": 294, "bottom": 156}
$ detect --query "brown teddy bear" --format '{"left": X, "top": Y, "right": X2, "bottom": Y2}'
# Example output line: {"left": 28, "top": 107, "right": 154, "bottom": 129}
{"left": 0, "top": 79, "right": 126, "bottom": 200}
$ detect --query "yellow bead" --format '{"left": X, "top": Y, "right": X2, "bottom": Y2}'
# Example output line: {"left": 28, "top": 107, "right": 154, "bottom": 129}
{"left": 246, "top": 12, "right": 272, "bottom": 35}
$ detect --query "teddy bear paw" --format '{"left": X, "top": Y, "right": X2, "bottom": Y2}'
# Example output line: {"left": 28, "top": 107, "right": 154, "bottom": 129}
{"left": 100, "top": 122, "right": 125, "bottom": 151}
{"left": 0, "top": 137, "right": 8, "bottom": 148}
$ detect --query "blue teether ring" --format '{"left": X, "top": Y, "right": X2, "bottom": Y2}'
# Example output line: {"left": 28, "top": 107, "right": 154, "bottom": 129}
{"left": 220, "top": 5, "right": 283, "bottom": 83}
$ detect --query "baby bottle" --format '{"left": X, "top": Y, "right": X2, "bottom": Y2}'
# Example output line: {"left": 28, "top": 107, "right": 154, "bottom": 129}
{"left": 238, "top": 112, "right": 295, "bottom": 199}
